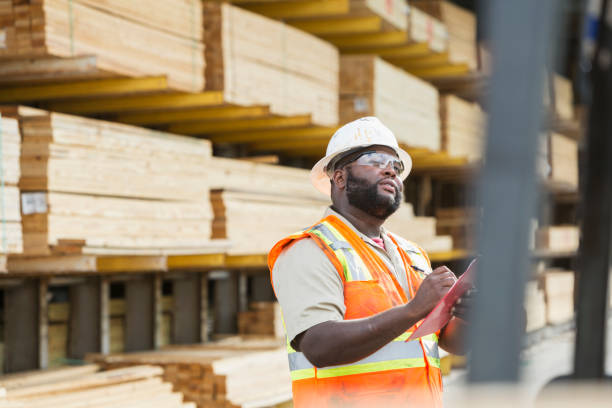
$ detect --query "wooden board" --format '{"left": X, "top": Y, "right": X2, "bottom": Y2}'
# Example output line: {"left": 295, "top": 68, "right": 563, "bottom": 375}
{"left": 0, "top": 364, "right": 194, "bottom": 408}
{"left": 0, "top": 0, "right": 205, "bottom": 92}
{"left": 535, "top": 225, "right": 580, "bottom": 252}
{"left": 89, "top": 338, "right": 291, "bottom": 408}
{"left": 549, "top": 132, "right": 578, "bottom": 189}
{"left": 211, "top": 189, "right": 329, "bottom": 255}
{"left": 238, "top": 302, "right": 284, "bottom": 338}
{"left": 440, "top": 95, "right": 486, "bottom": 161}
{"left": 340, "top": 55, "right": 440, "bottom": 150}
{"left": 0, "top": 115, "right": 23, "bottom": 254}
{"left": 542, "top": 270, "right": 574, "bottom": 325}
{"left": 411, "top": 1, "right": 477, "bottom": 69}
{"left": 203, "top": 2, "right": 339, "bottom": 126}
{"left": 525, "top": 280, "right": 546, "bottom": 332}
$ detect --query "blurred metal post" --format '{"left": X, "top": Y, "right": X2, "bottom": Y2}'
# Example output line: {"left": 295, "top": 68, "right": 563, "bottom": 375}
{"left": 469, "top": 0, "right": 562, "bottom": 382}
{"left": 573, "top": 0, "right": 612, "bottom": 379}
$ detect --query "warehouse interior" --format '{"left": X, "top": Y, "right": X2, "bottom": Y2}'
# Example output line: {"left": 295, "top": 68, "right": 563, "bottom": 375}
{"left": 0, "top": 0, "right": 609, "bottom": 407}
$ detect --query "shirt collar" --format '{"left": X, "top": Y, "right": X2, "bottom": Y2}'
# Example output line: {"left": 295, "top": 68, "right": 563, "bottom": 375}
{"left": 324, "top": 207, "right": 388, "bottom": 248}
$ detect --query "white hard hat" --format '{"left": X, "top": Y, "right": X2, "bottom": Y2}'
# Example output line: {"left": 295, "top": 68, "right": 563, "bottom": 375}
{"left": 311, "top": 116, "right": 412, "bottom": 196}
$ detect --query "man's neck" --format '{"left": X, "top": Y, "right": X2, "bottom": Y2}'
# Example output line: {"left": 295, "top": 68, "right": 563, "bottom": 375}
{"left": 331, "top": 204, "right": 384, "bottom": 238}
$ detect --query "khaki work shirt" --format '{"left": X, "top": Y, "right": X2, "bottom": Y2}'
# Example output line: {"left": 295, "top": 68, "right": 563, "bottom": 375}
{"left": 272, "top": 207, "right": 432, "bottom": 343}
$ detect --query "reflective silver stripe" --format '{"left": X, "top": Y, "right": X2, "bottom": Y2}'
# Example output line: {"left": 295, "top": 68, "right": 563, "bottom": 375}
{"left": 288, "top": 351, "right": 315, "bottom": 371}
{"left": 312, "top": 223, "right": 367, "bottom": 281}
{"left": 317, "top": 339, "right": 425, "bottom": 373}
{"left": 422, "top": 340, "right": 440, "bottom": 360}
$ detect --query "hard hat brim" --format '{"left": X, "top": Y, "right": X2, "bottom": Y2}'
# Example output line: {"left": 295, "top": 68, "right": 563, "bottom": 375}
{"left": 310, "top": 144, "right": 413, "bottom": 196}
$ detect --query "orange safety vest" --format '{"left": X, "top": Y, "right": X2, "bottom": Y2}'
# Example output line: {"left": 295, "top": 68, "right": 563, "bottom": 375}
{"left": 268, "top": 215, "right": 443, "bottom": 408}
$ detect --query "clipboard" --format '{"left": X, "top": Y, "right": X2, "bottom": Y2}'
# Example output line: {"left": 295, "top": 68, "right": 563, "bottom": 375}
{"left": 407, "top": 258, "right": 478, "bottom": 341}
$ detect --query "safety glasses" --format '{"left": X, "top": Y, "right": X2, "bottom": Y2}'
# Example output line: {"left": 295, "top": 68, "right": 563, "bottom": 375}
{"left": 349, "top": 151, "right": 404, "bottom": 174}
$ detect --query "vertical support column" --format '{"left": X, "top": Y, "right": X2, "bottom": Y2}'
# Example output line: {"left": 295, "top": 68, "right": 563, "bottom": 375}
{"left": 214, "top": 272, "right": 238, "bottom": 334}
{"left": 4, "top": 280, "right": 39, "bottom": 372}
{"left": 200, "top": 273, "right": 209, "bottom": 343}
{"left": 38, "top": 279, "right": 49, "bottom": 370}
{"left": 173, "top": 274, "right": 201, "bottom": 344}
{"left": 99, "top": 278, "right": 110, "bottom": 354}
{"left": 124, "top": 276, "right": 154, "bottom": 352}
{"left": 238, "top": 271, "right": 248, "bottom": 313}
{"left": 153, "top": 274, "right": 163, "bottom": 349}
{"left": 416, "top": 175, "right": 432, "bottom": 216}
{"left": 69, "top": 279, "right": 101, "bottom": 359}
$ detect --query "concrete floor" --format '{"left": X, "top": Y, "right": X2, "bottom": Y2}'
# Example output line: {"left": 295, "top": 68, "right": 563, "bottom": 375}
{"left": 443, "top": 319, "right": 612, "bottom": 407}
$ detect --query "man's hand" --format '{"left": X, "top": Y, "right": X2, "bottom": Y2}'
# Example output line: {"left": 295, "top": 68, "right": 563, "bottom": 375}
{"left": 451, "top": 288, "right": 476, "bottom": 321}
{"left": 409, "top": 266, "right": 457, "bottom": 319}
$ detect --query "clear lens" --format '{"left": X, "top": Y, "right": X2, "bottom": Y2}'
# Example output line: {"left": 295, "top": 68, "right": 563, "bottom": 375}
{"left": 353, "top": 152, "right": 404, "bottom": 174}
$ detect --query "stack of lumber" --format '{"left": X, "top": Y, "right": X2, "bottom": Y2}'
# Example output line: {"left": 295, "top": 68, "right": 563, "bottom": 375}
{"left": 0, "top": 364, "right": 194, "bottom": 408}
{"left": 0, "top": 0, "right": 204, "bottom": 91}
{"left": 386, "top": 203, "right": 453, "bottom": 253}
{"left": 207, "top": 156, "right": 320, "bottom": 200}
{"left": 203, "top": 2, "right": 339, "bottom": 126}
{"left": 525, "top": 280, "right": 547, "bottom": 332}
{"left": 209, "top": 157, "right": 332, "bottom": 254}
{"left": 238, "top": 302, "right": 283, "bottom": 339}
{"left": 18, "top": 110, "right": 219, "bottom": 256}
{"left": 211, "top": 190, "right": 329, "bottom": 255}
{"left": 435, "top": 207, "right": 478, "bottom": 250}
{"left": 110, "top": 298, "right": 126, "bottom": 353}
{"left": 548, "top": 133, "right": 579, "bottom": 189}
{"left": 0, "top": 115, "right": 23, "bottom": 257}
{"left": 161, "top": 295, "right": 174, "bottom": 348}
{"left": 535, "top": 225, "right": 580, "bottom": 253}
{"left": 47, "top": 301, "right": 69, "bottom": 367}
{"left": 408, "top": 6, "right": 448, "bottom": 53}
{"left": 544, "top": 74, "right": 575, "bottom": 120}
{"left": 542, "top": 270, "right": 575, "bottom": 325}
{"left": 412, "top": 1, "right": 478, "bottom": 69}
{"left": 89, "top": 338, "right": 291, "bottom": 408}
{"left": 440, "top": 95, "right": 486, "bottom": 161}
{"left": 340, "top": 55, "right": 440, "bottom": 151}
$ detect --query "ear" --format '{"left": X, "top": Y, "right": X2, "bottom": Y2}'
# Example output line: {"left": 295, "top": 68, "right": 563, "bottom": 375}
{"left": 331, "top": 168, "right": 347, "bottom": 190}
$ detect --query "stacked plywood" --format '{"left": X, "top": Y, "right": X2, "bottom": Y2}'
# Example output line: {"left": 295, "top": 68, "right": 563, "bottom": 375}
{"left": 412, "top": 1, "right": 477, "bottom": 69}
{"left": 18, "top": 110, "right": 217, "bottom": 255}
{"left": 386, "top": 203, "right": 453, "bottom": 253}
{"left": 435, "top": 207, "right": 478, "bottom": 250}
{"left": 0, "top": 365, "right": 195, "bottom": 408}
{"left": 544, "top": 74, "right": 575, "bottom": 120}
{"left": 89, "top": 339, "right": 291, "bottom": 408}
{"left": 535, "top": 225, "right": 580, "bottom": 252}
{"left": 0, "top": 0, "right": 204, "bottom": 91}
{"left": 408, "top": 6, "right": 448, "bottom": 53}
{"left": 542, "top": 270, "right": 575, "bottom": 325}
{"left": 47, "top": 301, "right": 69, "bottom": 367}
{"left": 340, "top": 55, "right": 440, "bottom": 150}
{"left": 238, "top": 302, "right": 284, "bottom": 339}
{"left": 211, "top": 190, "right": 329, "bottom": 255}
{"left": 110, "top": 299, "right": 126, "bottom": 354}
{"left": 0, "top": 115, "right": 23, "bottom": 256}
{"left": 440, "top": 95, "right": 486, "bottom": 161}
{"left": 525, "top": 280, "right": 547, "bottom": 332}
{"left": 203, "top": 3, "right": 339, "bottom": 126}
{"left": 549, "top": 133, "right": 579, "bottom": 188}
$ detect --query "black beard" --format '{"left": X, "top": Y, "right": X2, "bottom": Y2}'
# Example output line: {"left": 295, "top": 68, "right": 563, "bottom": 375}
{"left": 345, "top": 168, "right": 402, "bottom": 220}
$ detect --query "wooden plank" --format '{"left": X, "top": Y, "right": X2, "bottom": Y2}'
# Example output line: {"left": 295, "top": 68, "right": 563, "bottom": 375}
{"left": 291, "top": 15, "right": 382, "bottom": 35}
{"left": 7, "top": 255, "right": 98, "bottom": 274}
{"left": 324, "top": 30, "right": 408, "bottom": 48}
{"left": 96, "top": 256, "right": 167, "bottom": 273}
{"left": 208, "top": 125, "right": 336, "bottom": 143}
{"left": 240, "top": 0, "right": 349, "bottom": 18}
{"left": 403, "top": 63, "right": 471, "bottom": 79}
{"left": 249, "top": 137, "right": 329, "bottom": 151}
{"left": 168, "top": 115, "right": 312, "bottom": 135}
{"left": 46, "top": 91, "right": 224, "bottom": 114}
{"left": 115, "top": 105, "right": 270, "bottom": 125}
{"left": 225, "top": 254, "right": 268, "bottom": 268}
{"left": 167, "top": 254, "right": 226, "bottom": 270}
{"left": 0, "top": 76, "right": 169, "bottom": 102}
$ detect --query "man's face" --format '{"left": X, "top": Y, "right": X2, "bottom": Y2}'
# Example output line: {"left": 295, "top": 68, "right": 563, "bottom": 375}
{"left": 343, "top": 148, "right": 403, "bottom": 220}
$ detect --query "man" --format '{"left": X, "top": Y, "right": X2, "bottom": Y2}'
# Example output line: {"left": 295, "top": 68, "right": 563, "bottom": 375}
{"left": 268, "top": 117, "right": 469, "bottom": 408}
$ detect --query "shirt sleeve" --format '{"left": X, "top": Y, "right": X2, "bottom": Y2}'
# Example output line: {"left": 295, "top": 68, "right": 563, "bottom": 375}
{"left": 272, "top": 238, "right": 345, "bottom": 343}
